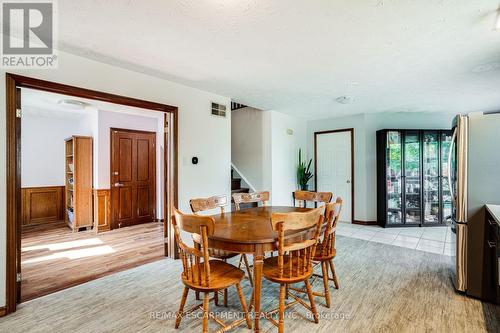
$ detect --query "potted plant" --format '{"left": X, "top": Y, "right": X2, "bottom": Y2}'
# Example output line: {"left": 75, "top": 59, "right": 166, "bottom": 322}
{"left": 297, "top": 148, "right": 313, "bottom": 190}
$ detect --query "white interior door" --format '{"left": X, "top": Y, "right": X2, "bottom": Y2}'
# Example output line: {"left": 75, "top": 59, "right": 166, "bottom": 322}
{"left": 316, "top": 131, "right": 352, "bottom": 222}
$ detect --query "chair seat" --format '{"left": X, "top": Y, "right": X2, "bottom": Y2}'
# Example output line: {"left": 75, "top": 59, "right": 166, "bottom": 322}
{"left": 263, "top": 256, "right": 313, "bottom": 284}
{"left": 182, "top": 260, "right": 245, "bottom": 291}
{"left": 312, "top": 243, "right": 336, "bottom": 260}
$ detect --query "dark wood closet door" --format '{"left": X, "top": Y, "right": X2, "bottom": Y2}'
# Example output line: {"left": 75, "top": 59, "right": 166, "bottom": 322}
{"left": 111, "top": 129, "right": 156, "bottom": 229}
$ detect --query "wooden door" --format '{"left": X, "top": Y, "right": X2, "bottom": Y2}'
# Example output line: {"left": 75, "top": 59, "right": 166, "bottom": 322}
{"left": 315, "top": 130, "right": 353, "bottom": 222}
{"left": 111, "top": 129, "right": 156, "bottom": 229}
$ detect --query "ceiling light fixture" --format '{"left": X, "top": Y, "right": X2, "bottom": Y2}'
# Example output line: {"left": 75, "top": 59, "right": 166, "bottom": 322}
{"left": 335, "top": 96, "right": 353, "bottom": 104}
{"left": 57, "top": 99, "right": 88, "bottom": 110}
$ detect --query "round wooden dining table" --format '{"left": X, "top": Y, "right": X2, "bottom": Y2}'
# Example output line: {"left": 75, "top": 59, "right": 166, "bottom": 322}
{"left": 206, "top": 205, "right": 311, "bottom": 333}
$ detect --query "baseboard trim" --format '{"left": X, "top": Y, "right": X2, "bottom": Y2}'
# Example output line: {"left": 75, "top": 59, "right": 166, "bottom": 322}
{"left": 0, "top": 306, "right": 7, "bottom": 317}
{"left": 353, "top": 220, "right": 379, "bottom": 226}
{"left": 154, "top": 219, "right": 164, "bottom": 223}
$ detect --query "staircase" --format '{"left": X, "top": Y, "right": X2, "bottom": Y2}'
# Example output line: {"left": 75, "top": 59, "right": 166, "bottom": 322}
{"left": 231, "top": 169, "right": 256, "bottom": 210}
{"left": 231, "top": 169, "right": 250, "bottom": 194}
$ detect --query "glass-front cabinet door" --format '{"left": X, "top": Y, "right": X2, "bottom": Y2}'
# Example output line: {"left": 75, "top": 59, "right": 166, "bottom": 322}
{"left": 441, "top": 131, "right": 453, "bottom": 223}
{"left": 403, "top": 131, "right": 421, "bottom": 224}
{"left": 386, "top": 131, "right": 403, "bottom": 224}
{"left": 422, "top": 132, "right": 440, "bottom": 224}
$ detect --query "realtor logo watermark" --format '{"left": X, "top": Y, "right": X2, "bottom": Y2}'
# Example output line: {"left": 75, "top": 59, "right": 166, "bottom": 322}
{"left": 1, "top": 0, "right": 57, "bottom": 68}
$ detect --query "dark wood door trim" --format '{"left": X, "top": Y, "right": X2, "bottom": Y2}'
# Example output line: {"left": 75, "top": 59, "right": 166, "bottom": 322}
{"left": 314, "top": 128, "right": 355, "bottom": 223}
{"left": 6, "top": 74, "right": 177, "bottom": 113}
{"left": 5, "top": 73, "right": 179, "bottom": 315}
{"left": 110, "top": 128, "right": 157, "bottom": 229}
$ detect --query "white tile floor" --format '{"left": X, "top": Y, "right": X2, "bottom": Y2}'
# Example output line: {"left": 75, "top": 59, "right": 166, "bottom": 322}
{"left": 336, "top": 222, "right": 453, "bottom": 256}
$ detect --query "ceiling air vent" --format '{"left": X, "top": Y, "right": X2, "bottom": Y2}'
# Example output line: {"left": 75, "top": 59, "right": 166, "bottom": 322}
{"left": 211, "top": 102, "right": 227, "bottom": 118}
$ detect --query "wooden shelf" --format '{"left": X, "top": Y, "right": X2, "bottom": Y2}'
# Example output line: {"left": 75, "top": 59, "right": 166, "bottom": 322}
{"left": 65, "top": 136, "right": 93, "bottom": 232}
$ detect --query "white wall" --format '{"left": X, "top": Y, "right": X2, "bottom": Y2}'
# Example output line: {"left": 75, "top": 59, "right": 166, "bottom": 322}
{"left": 307, "top": 112, "right": 454, "bottom": 222}
{"left": 231, "top": 107, "right": 272, "bottom": 191}
{"left": 0, "top": 50, "right": 231, "bottom": 307}
{"left": 270, "top": 111, "right": 307, "bottom": 206}
{"left": 231, "top": 108, "right": 307, "bottom": 205}
{"left": 21, "top": 113, "right": 93, "bottom": 187}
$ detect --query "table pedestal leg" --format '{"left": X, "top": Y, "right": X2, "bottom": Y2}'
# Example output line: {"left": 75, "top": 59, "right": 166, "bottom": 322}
{"left": 253, "top": 246, "right": 264, "bottom": 333}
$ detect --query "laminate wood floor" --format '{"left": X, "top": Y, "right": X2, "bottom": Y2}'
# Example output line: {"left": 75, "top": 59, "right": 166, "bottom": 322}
{"left": 3, "top": 235, "right": 498, "bottom": 332}
{"left": 20, "top": 222, "right": 164, "bottom": 302}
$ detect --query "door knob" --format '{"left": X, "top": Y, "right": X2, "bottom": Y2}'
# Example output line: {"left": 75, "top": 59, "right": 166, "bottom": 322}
{"left": 114, "top": 183, "right": 124, "bottom": 187}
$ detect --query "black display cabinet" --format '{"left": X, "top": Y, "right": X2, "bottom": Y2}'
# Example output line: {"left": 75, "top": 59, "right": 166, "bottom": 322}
{"left": 377, "top": 129, "right": 453, "bottom": 227}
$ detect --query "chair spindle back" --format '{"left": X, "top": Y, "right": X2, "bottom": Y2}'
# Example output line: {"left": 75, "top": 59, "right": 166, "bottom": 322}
{"left": 173, "top": 208, "right": 215, "bottom": 288}
{"left": 271, "top": 206, "right": 325, "bottom": 278}
{"left": 319, "top": 198, "right": 343, "bottom": 257}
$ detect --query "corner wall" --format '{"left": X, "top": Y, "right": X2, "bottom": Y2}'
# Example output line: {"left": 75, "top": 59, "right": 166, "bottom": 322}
{"left": 231, "top": 108, "right": 307, "bottom": 206}
{"left": 231, "top": 107, "right": 272, "bottom": 191}
{"left": 270, "top": 111, "right": 307, "bottom": 206}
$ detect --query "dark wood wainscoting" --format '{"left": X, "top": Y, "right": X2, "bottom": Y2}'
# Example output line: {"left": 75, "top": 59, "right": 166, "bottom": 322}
{"left": 94, "top": 189, "right": 111, "bottom": 232}
{"left": 21, "top": 186, "right": 65, "bottom": 227}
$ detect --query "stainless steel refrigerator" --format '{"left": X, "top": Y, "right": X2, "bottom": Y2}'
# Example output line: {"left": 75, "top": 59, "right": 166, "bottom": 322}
{"left": 449, "top": 112, "right": 500, "bottom": 295}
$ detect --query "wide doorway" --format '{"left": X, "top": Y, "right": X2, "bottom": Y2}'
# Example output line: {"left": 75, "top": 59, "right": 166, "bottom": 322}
{"left": 315, "top": 129, "right": 354, "bottom": 223}
{"left": 8, "top": 78, "right": 177, "bottom": 305}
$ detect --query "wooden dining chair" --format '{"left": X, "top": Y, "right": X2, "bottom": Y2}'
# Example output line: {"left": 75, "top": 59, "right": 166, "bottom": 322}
{"left": 289, "top": 198, "right": 342, "bottom": 308}
{"left": 232, "top": 191, "right": 270, "bottom": 211}
{"left": 190, "top": 195, "right": 253, "bottom": 295}
{"left": 172, "top": 208, "right": 252, "bottom": 333}
{"left": 190, "top": 195, "right": 229, "bottom": 214}
{"left": 293, "top": 190, "right": 333, "bottom": 208}
{"left": 258, "top": 206, "right": 325, "bottom": 333}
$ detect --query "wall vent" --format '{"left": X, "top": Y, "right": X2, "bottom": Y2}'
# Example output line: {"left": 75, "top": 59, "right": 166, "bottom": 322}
{"left": 211, "top": 102, "right": 227, "bottom": 118}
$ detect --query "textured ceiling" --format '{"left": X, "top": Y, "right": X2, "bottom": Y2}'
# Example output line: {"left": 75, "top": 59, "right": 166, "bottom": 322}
{"left": 21, "top": 88, "right": 161, "bottom": 119}
{"left": 44, "top": 1, "right": 500, "bottom": 118}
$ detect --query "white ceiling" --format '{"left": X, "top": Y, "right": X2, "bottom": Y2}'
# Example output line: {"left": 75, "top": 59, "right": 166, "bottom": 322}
{"left": 49, "top": 1, "right": 500, "bottom": 119}
{"left": 21, "top": 88, "right": 163, "bottom": 119}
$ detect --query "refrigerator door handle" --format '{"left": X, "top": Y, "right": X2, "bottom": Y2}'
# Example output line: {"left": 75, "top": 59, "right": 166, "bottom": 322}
{"left": 448, "top": 128, "right": 457, "bottom": 208}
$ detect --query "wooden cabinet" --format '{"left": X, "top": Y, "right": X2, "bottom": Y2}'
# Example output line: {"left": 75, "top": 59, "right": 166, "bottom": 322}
{"left": 65, "top": 136, "right": 93, "bottom": 231}
{"left": 377, "top": 129, "right": 453, "bottom": 227}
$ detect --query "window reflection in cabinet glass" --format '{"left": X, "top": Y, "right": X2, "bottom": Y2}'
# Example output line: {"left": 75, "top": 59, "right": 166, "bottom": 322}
{"left": 404, "top": 132, "right": 421, "bottom": 223}
{"left": 423, "top": 132, "right": 439, "bottom": 222}
{"left": 386, "top": 131, "right": 402, "bottom": 224}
